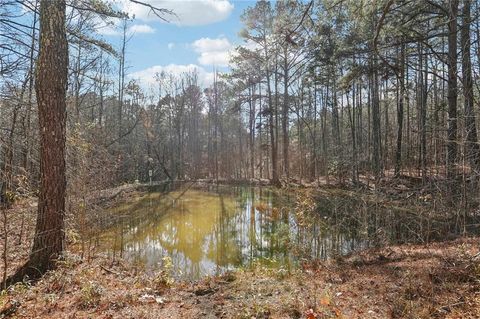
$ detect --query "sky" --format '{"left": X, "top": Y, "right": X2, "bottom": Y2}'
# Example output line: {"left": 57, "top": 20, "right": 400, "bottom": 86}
{"left": 97, "top": 0, "right": 257, "bottom": 90}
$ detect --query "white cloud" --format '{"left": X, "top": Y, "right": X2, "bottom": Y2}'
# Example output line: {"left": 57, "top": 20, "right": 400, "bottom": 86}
{"left": 128, "top": 64, "right": 214, "bottom": 89}
{"left": 128, "top": 24, "right": 155, "bottom": 34}
{"left": 191, "top": 37, "right": 232, "bottom": 67}
{"left": 197, "top": 51, "right": 231, "bottom": 67}
{"left": 167, "top": 42, "right": 175, "bottom": 50}
{"left": 95, "top": 21, "right": 155, "bottom": 36}
{"left": 117, "top": 0, "right": 234, "bottom": 26}
{"left": 192, "top": 37, "right": 231, "bottom": 53}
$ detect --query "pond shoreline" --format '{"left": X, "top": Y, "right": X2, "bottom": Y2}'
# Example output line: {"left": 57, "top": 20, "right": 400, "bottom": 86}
{"left": 84, "top": 178, "right": 479, "bottom": 255}
{"left": 1, "top": 233, "right": 479, "bottom": 318}
{"left": 85, "top": 172, "right": 454, "bottom": 209}
{"left": 2, "top": 181, "right": 479, "bottom": 318}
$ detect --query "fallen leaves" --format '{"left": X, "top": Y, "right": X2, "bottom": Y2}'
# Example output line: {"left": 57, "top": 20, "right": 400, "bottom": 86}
{"left": 305, "top": 308, "right": 316, "bottom": 318}
{"left": 320, "top": 296, "right": 330, "bottom": 306}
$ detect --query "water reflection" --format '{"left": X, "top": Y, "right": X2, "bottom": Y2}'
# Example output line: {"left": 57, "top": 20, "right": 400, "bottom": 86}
{"left": 99, "top": 187, "right": 298, "bottom": 279}
{"left": 96, "top": 186, "right": 474, "bottom": 280}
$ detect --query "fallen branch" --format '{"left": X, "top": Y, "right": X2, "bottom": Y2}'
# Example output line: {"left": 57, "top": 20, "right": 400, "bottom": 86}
{"left": 100, "top": 265, "right": 121, "bottom": 276}
{"left": 0, "top": 299, "right": 20, "bottom": 318}
{"left": 435, "top": 300, "right": 465, "bottom": 315}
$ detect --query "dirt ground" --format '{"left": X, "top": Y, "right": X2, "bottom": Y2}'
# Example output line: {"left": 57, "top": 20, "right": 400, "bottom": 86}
{"left": 1, "top": 195, "right": 480, "bottom": 319}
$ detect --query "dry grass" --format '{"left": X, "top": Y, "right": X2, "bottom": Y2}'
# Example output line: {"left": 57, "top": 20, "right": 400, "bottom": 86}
{"left": 0, "top": 235, "right": 478, "bottom": 318}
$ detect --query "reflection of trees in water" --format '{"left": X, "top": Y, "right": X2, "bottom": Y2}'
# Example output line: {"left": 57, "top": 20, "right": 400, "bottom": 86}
{"left": 293, "top": 194, "right": 464, "bottom": 260}
{"left": 104, "top": 190, "right": 242, "bottom": 278}
{"left": 103, "top": 187, "right": 298, "bottom": 278}
{"left": 209, "top": 193, "right": 242, "bottom": 270}
{"left": 98, "top": 186, "right": 465, "bottom": 280}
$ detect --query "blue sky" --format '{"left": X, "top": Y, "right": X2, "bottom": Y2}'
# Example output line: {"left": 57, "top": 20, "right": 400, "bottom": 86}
{"left": 98, "top": 0, "right": 257, "bottom": 89}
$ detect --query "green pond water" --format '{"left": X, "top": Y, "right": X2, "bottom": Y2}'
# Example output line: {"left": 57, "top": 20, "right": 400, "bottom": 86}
{"left": 94, "top": 185, "right": 466, "bottom": 280}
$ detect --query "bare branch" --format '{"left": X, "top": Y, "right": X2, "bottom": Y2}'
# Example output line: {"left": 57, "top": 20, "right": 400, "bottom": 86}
{"left": 128, "top": 0, "right": 175, "bottom": 22}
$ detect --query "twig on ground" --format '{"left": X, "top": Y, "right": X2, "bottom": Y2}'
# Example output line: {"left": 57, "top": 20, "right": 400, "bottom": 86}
{"left": 100, "top": 265, "right": 121, "bottom": 276}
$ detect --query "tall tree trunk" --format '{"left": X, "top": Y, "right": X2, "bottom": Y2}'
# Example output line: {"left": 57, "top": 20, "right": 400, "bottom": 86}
{"left": 312, "top": 80, "right": 318, "bottom": 179}
{"left": 4, "top": 0, "right": 68, "bottom": 287}
{"left": 420, "top": 43, "right": 428, "bottom": 181}
{"left": 332, "top": 73, "right": 340, "bottom": 149}
{"left": 383, "top": 76, "right": 389, "bottom": 170}
{"left": 98, "top": 52, "right": 105, "bottom": 127}
{"left": 213, "top": 71, "right": 219, "bottom": 181}
{"left": 1, "top": 106, "right": 18, "bottom": 207}
{"left": 372, "top": 55, "right": 382, "bottom": 180}
{"left": 394, "top": 43, "right": 405, "bottom": 178}
{"left": 31, "top": 0, "right": 68, "bottom": 271}
{"left": 283, "top": 47, "right": 289, "bottom": 178}
{"left": 118, "top": 19, "right": 127, "bottom": 138}
{"left": 74, "top": 44, "right": 81, "bottom": 123}
{"left": 266, "top": 67, "right": 279, "bottom": 186}
{"left": 274, "top": 54, "right": 280, "bottom": 176}
{"left": 447, "top": 0, "right": 459, "bottom": 178}
{"left": 263, "top": 34, "right": 279, "bottom": 185}
{"left": 249, "top": 83, "right": 256, "bottom": 179}
{"left": 416, "top": 42, "right": 428, "bottom": 180}
{"left": 346, "top": 87, "right": 358, "bottom": 184}
{"left": 461, "top": 0, "right": 480, "bottom": 174}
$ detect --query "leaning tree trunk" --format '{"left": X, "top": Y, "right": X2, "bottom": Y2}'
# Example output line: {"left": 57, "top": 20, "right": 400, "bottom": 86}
{"left": 3, "top": 0, "right": 68, "bottom": 287}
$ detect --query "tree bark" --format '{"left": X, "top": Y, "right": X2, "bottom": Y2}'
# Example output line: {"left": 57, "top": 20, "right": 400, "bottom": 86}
{"left": 3, "top": 0, "right": 68, "bottom": 287}
{"left": 372, "top": 55, "right": 382, "bottom": 180}
{"left": 118, "top": 19, "right": 127, "bottom": 138}
{"left": 447, "top": 0, "right": 459, "bottom": 178}
{"left": 394, "top": 43, "right": 405, "bottom": 178}
{"left": 283, "top": 46, "right": 289, "bottom": 178}
{"left": 461, "top": 0, "right": 480, "bottom": 174}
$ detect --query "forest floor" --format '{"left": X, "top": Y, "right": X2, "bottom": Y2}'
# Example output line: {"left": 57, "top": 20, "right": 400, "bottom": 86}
{"left": 1, "top": 185, "right": 480, "bottom": 319}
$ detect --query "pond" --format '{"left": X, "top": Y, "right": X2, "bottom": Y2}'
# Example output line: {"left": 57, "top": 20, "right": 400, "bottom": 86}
{"left": 93, "top": 184, "right": 470, "bottom": 280}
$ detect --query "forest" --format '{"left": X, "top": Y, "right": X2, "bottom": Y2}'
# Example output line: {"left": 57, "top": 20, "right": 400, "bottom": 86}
{"left": 1, "top": 0, "right": 480, "bottom": 318}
